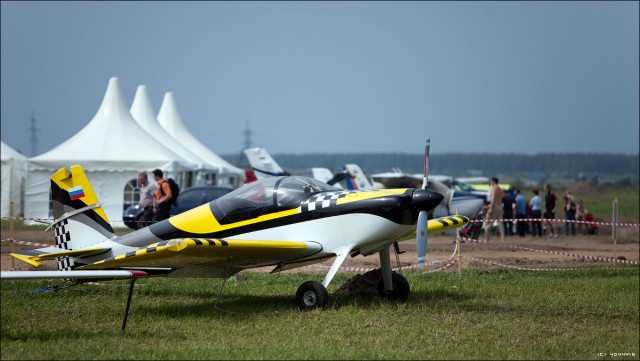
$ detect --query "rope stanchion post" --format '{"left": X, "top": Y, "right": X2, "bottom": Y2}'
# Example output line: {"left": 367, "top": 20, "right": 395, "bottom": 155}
{"left": 10, "top": 201, "right": 15, "bottom": 269}
{"left": 456, "top": 208, "right": 461, "bottom": 276}
{"left": 612, "top": 198, "right": 618, "bottom": 262}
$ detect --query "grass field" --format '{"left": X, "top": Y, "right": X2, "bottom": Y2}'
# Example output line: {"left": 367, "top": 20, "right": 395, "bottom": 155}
{"left": 1, "top": 268, "right": 638, "bottom": 360}
{"left": 512, "top": 186, "right": 639, "bottom": 223}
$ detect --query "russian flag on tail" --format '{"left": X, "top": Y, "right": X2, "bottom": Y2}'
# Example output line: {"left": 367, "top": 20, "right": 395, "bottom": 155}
{"left": 68, "top": 186, "right": 85, "bottom": 200}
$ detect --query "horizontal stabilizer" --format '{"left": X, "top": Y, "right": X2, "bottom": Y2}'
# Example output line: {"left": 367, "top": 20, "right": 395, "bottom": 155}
{"left": 10, "top": 247, "right": 109, "bottom": 268}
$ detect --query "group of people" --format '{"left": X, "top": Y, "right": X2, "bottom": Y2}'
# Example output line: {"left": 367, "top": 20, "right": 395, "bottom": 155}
{"left": 136, "top": 169, "right": 175, "bottom": 227}
{"left": 484, "top": 178, "right": 588, "bottom": 242}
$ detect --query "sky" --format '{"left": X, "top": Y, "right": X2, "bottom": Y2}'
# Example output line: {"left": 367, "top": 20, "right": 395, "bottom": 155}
{"left": 1, "top": 1, "right": 638, "bottom": 158}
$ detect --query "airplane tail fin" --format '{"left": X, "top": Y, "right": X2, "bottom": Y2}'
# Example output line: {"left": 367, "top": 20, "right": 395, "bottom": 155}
{"left": 311, "top": 167, "right": 343, "bottom": 189}
{"left": 50, "top": 165, "right": 115, "bottom": 270}
{"left": 344, "top": 164, "right": 373, "bottom": 190}
{"left": 243, "top": 147, "right": 287, "bottom": 179}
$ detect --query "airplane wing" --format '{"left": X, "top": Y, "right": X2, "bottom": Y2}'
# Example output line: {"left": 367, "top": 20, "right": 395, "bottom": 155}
{"left": 427, "top": 215, "right": 470, "bottom": 235}
{"left": 78, "top": 238, "right": 323, "bottom": 275}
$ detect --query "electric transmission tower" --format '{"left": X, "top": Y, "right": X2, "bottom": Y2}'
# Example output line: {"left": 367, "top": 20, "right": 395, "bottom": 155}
{"left": 235, "top": 119, "right": 253, "bottom": 167}
{"left": 243, "top": 119, "right": 252, "bottom": 150}
{"left": 28, "top": 112, "right": 40, "bottom": 156}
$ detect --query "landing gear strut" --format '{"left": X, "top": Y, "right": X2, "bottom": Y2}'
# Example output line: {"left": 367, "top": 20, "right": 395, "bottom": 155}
{"left": 379, "top": 245, "right": 411, "bottom": 302}
{"left": 377, "top": 272, "right": 410, "bottom": 301}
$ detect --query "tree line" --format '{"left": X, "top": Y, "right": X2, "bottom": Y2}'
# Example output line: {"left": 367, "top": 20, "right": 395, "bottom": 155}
{"left": 224, "top": 152, "right": 639, "bottom": 177}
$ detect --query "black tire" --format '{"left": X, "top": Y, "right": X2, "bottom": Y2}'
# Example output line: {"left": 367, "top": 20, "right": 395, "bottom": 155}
{"left": 296, "top": 281, "right": 328, "bottom": 310}
{"left": 378, "top": 272, "right": 410, "bottom": 302}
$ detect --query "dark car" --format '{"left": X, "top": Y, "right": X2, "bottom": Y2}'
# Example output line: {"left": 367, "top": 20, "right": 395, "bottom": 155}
{"left": 123, "top": 186, "right": 234, "bottom": 230}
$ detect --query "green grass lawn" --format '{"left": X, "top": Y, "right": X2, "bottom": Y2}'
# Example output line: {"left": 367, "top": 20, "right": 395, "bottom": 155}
{"left": 2, "top": 268, "right": 638, "bottom": 360}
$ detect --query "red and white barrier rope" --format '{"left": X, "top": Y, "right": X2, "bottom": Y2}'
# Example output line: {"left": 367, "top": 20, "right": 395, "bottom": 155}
{"left": 3, "top": 216, "right": 639, "bottom": 227}
{"left": 468, "top": 217, "right": 639, "bottom": 227}
{"left": 457, "top": 236, "right": 640, "bottom": 265}
{"left": 309, "top": 240, "right": 460, "bottom": 273}
{"left": 461, "top": 256, "right": 638, "bottom": 272}
{"left": 462, "top": 256, "right": 584, "bottom": 272}
{"left": 1, "top": 238, "right": 52, "bottom": 248}
{"left": 308, "top": 259, "right": 448, "bottom": 273}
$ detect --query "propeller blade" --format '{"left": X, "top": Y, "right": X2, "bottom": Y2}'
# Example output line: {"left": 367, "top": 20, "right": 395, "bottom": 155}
{"left": 416, "top": 210, "right": 428, "bottom": 267}
{"left": 422, "top": 138, "right": 430, "bottom": 190}
{"left": 418, "top": 137, "right": 431, "bottom": 267}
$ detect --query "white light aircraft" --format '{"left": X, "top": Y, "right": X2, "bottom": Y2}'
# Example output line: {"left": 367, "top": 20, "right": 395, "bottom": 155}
{"left": 2, "top": 140, "right": 468, "bottom": 330}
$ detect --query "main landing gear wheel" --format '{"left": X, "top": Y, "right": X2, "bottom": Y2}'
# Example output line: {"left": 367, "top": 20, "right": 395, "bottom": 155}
{"left": 378, "top": 272, "right": 410, "bottom": 302}
{"left": 296, "top": 281, "right": 329, "bottom": 310}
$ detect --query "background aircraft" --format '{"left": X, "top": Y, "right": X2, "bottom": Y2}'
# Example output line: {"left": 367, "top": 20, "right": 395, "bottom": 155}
{"left": 243, "top": 147, "right": 383, "bottom": 189}
{"left": 371, "top": 169, "right": 485, "bottom": 219}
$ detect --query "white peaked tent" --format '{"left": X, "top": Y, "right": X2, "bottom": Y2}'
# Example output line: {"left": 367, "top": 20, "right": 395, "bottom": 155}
{"left": 157, "top": 92, "right": 244, "bottom": 186}
{"left": 1, "top": 141, "right": 27, "bottom": 217}
{"left": 25, "top": 77, "right": 199, "bottom": 224}
{"left": 130, "top": 85, "right": 216, "bottom": 177}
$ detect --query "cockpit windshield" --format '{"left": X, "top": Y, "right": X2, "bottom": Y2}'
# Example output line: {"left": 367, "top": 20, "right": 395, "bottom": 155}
{"left": 215, "top": 177, "right": 280, "bottom": 219}
{"left": 275, "top": 177, "right": 338, "bottom": 208}
{"left": 213, "top": 176, "right": 338, "bottom": 222}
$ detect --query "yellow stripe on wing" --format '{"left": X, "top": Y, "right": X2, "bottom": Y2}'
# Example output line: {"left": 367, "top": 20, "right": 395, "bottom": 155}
{"left": 427, "top": 216, "right": 470, "bottom": 234}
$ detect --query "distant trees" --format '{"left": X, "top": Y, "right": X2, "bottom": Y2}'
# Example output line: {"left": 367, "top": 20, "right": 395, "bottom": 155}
{"left": 223, "top": 152, "right": 639, "bottom": 177}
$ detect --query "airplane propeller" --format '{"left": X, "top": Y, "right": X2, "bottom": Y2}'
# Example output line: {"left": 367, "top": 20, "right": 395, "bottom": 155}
{"left": 417, "top": 138, "right": 430, "bottom": 267}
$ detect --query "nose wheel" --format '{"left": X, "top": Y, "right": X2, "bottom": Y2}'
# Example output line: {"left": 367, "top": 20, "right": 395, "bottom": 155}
{"left": 378, "top": 272, "right": 410, "bottom": 302}
{"left": 296, "top": 281, "right": 329, "bottom": 310}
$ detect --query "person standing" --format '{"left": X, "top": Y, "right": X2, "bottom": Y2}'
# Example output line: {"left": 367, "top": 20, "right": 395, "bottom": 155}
{"left": 543, "top": 183, "right": 558, "bottom": 238}
{"left": 529, "top": 189, "right": 543, "bottom": 237}
{"left": 502, "top": 189, "right": 514, "bottom": 236}
{"left": 484, "top": 177, "right": 505, "bottom": 242}
{"left": 137, "top": 171, "right": 156, "bottom": 228}
{"left": 514, "top": 189, "right": 528, "bottom": 237}
{"left": 152, "top": 169, "right": 173, "bottom": 223}
{"left": 564, "top": 191, "right": 577, "bottom": 236}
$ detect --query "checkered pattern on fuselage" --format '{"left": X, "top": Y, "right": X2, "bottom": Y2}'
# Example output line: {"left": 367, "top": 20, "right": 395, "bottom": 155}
{"left": 299, "top": 191, "right": 357, "bottom": 212}
{"left": 54, "top": 219, "right": 74, "bottom": 271}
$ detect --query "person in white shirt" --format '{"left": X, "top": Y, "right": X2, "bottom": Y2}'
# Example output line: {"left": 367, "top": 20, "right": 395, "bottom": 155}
{"left": 137, "top": 171, "right": 156, "bottom": 228}
{"left": 529, "top": 189, "right": 543, "bottom": 237}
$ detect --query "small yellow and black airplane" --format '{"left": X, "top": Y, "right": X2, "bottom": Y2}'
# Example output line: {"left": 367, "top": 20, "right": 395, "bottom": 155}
{"left": 4, "top": 141, "right": 468, "bottom": 314}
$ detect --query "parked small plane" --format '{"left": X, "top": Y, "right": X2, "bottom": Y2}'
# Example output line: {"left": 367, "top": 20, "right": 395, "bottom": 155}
{"left": 243, "top": 147, "right": 384, "bottom": 190}
{"left": 6, "top": 143, "right": 468, "bottom": 313}
{"left": 371, "top": 169, "right": 486, "bottom": 219}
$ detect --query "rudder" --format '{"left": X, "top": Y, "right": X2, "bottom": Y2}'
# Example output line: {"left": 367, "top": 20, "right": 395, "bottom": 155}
{"left": 50, "top": 165, "right": 115, "bottom": 270}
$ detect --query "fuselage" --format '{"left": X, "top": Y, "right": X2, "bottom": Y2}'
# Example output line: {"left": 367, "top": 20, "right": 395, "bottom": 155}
{"left": 84, "top": 176, "right": 444, "bottom": 271}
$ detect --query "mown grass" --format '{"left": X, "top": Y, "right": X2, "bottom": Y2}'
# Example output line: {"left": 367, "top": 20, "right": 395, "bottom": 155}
{"left": 577, "top": 187, "right": 639, "bottom": 223}
{"left": 518, "top": 186, "right": 639, "bottom": 222}
{"left": 1, "top": 268, "right": 638, "bottom": 360}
